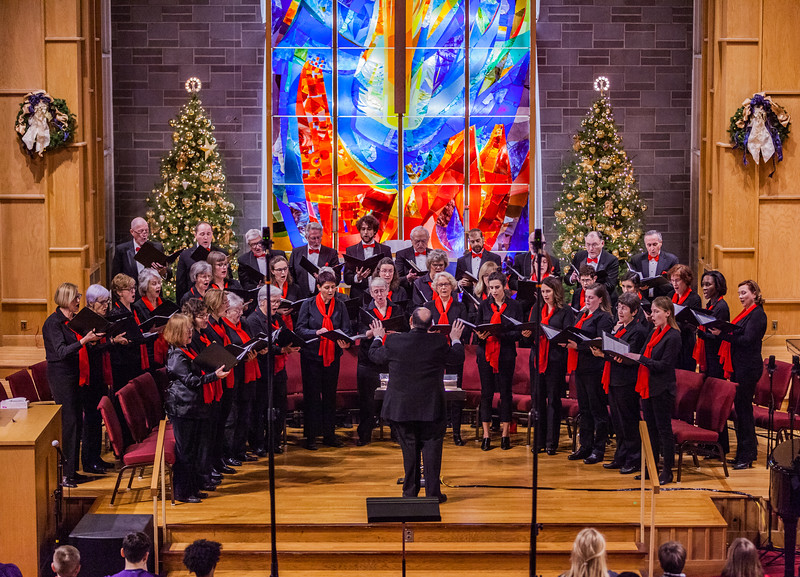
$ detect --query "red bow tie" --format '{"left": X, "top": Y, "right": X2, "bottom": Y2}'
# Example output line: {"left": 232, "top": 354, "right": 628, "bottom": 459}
{"left": 471, "top": 250, "right": 482, "bottom": 258}
{"left": 308, "top": 248, "right": 320, "bottom": 254}
{"left": 415, "top": 251, "right": 426, "bottom": 257}
{"left": 648, "top": 254, "right": 659, "bottom": 262}
{"left": 587, "top": 257, "right": 598, "bottom": 264}
{"left": 135, "top": 247, "right": 140, "bottom": 253}
{"left": 363, "top": 243, "right": 375, "bottom": 248}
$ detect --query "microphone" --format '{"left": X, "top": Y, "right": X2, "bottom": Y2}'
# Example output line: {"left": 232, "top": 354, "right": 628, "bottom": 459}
{"left": 532, "top": 228, "right": 543, "bottom": 252}
{"left": 768, "top": 355, "right": 776, "bottom": 375}
{"left": 260, "top": 226, "right": 273, "bottom": 250}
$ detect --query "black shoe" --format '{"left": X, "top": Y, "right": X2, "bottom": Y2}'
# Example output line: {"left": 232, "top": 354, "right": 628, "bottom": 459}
{"left": 481, "top": 438, "right": 491, "bottom": 451}
{"left": 323, "top": 437, "right": 343, "bottom": 448}
{"left": 305, "top": 441, "right": 318, "bottom": 451}
{"left": 634, "top": 470, "right": 651, "bottom": 481}
{"left": 255, "top": 448, "right": 268, "bottom": 458}
{"left": 207, "top": 477, "right": 222, "bottom": 486}
{"left": 96, "top": 459, "right": 115, "bottom": 470}
{"left": 178, "top": 496, "right": 202, "bottom": 504}
{"left": 201, "top": 483, "right": 217, "bottom": 492}
{"left": 438, "top": 493, "right": 448, "bottom": 503}
{"left": 733, "top": 460, "right": 753, "bottom": 470}
{"left": 603, "top": 460, "right": 622, "bottom": 470}
{"left": 61, "top": 477, "right": 78, "bottom": 488}
{"left": 546, "top": 448, "right": 557, "bottom": 456}
{"left": 195, "top": 491, "right": 209, "bottom": 499}
{"left": 568, "top": 448, "right": 591, "bottom": 461}
{"left": 273, "top": 445, "right": 284, "bottom": 454}
{"left": 501, "top": 437, "right": 511, "bottom": 450}
{"left": 620, "top": 464, "right": 640, "bottom": 475}
{"left": 237, "top": 453, "right": 258, "bottom": 462}
{"left": 83, "top": 464, "right": 107, "bottom": 475}
{"left": 453, "top": 434, "right": 466, "bottom": 446}
{"left": 72, "top": 472, "right": 90, "bottom": 483}
{"left": 659, "top": 470, "right": 674, "bottom": 485}
{"left": 584, "top": 453, "right": 604, "bottom": 465}
{"left": 224, "top": 457, "right": 242, "bottom": 467}
{"left": 217, "top": 463, "right": 236, "bottom": 474}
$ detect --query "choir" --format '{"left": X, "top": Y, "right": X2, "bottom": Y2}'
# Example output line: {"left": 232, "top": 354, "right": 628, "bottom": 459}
{"left": 41, "top": 220, "right": 772, "bottom": 494}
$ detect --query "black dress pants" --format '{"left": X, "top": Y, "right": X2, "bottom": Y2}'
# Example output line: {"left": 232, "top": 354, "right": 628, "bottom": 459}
{"left": 477, "top": 355, "right": 514, "bottom": 423}
{"left": 575, "top": 370, "right": 608, "bottom": 456}
{"left": 81, "top": 376, "right": 107, "bottom": 469}
{"left": 642, "top": 390, "right": 675, "bottom": 471}
{"left": 732, "top": 373, "right": 758, "bottom": 463}
{"left": 390, "top": 419, "right": 446, "bottom": 499}
{"left": 301, "top": 357, "right": 340, "bottom": 441}
{"left": 169, "top": 414, "right": 204, "bottom": 500}
{"left": 608, "top": 384, "right": 641, "bottom": 467}
{"left": 227, "top": 380, "right": 256, "bottom": 458}
{"left": 251, "top": 369, "right": 288, "bottom": 450}
{"left": 445, "top": 362, "right": 465, "bottom": 436}
{"left": 533, "top": 362, "right": 567, "bottom": 451}
{"left": 214, "top": 387, "right": 234, "bottom": 463}
{"left": 49, "top": 370, "right": 84, "bottom": 478}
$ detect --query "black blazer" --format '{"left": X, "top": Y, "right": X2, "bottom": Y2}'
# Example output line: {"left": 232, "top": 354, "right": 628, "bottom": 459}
{"left": 573, "top": 309, "right": 615, "bottom": 374}
{"left": 357, "top": 300, "right": 407, "bottom": 368}
{"left": 289, "top": 244, "right": 340, "bottom": 299}
{"left": 695, "top": 296, "right": 730, "bottom": 373}
{"left": 475, "top": 297, "right": 523, "bottom": 362}
{"left": 165, "top": 347, "right": 216, "bottom": 419}
{"left": 528, "top": 305, "right": 575, "bottom": 372}
{"left": 43, "top": 308, "right": 83, "bottom": 381}
{"left": 180, "top": 285, "right": 206, "bottom": 307}
{"left": 343, "top": 241, "right": 392, "bottom": 300}
{"left": 296, "top": 296, "right": 351, "bottom": 362}
{"left": 627, "top": 251, "right": 679, "bottom": 297}
{"left": 246, "top": 308, "right": 288, "bottom": 375}
{"left": 722, "top": 305, "right": 767, "bottom": 382}
{"left": 569, "top": 249, "right": 619, "bottom": 296}
{"left": 176, "top": 243, "right": 222, "bottom": 302}
{"left": 369, "top": 329, "right": 465, "bottom": 423}
{"left": 412, "top": 273, "right": 435, "bottom": 306}
{"left": 510, "top": 251, "right": 561, "bottom": 289}
{"left": 237, "top": 249, "right": 284, "bottom": 291}
{"left": 638, "top": 327, "right": 682, "bottom": 398}
{"left": 607, "top": 320, "right": 648, "bottom": 387}
{"left": 111, "top": 239, "right": 172, "bottom": 290}
{"left": 395, "top": 246, "right": 430, "bottom": 289}
{"left": 672, "top": 290, "right": 702, "bottom": 368}
{"left": 455, "top": 250, "right": 502, "bottom": 283}
{"left": 424, "top": 298, "right": 471, "bottom": 345}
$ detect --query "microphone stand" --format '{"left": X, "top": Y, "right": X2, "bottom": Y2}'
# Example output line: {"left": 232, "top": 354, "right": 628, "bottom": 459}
{"left": 529, "top": 230, "right": 545, "bottom": 577}
{"left": 52, "top": 440, "right": 64, "bottom": 544}
{"left": 260, "top": 228, "right": 279, "bottom": 577}
{"left": 766, "top": 356, "right": 776, "bottom": 469}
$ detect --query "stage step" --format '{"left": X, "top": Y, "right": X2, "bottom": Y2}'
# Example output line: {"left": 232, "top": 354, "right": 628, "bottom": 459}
{"left": 165, "top": 571, "right": 574, "bottom": 577}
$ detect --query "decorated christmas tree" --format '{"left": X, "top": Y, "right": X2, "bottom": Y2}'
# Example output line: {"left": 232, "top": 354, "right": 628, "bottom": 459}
{"left": 553, "top": 77, "right": 646, "bottom": 263}
{"left": 146, "top": 78, "right": 237, "bottom": 294}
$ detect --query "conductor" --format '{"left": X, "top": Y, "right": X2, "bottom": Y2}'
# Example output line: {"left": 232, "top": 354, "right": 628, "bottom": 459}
{"left": 369, "top": 309, "right": 465, "bottom": 503}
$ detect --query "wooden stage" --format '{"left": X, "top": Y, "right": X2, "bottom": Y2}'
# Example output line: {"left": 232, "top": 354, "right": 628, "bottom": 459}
{"left": 66, "top": 423, "right": 780, "bottom": 577}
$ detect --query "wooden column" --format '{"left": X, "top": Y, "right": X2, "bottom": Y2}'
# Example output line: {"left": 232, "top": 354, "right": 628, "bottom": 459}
{"left": 700, "top": 0, "right": 800, "bottom": 336}
{"left": 0, "top": 0, "right": 104, "bottom": 345}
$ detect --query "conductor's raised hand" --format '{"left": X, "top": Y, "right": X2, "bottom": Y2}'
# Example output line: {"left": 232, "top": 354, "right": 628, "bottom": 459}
{"left": 449, "top": 319, "right": 464, "bottom": 342}
{"left": 370, "top": 320, "right": 386, "bottom": 341}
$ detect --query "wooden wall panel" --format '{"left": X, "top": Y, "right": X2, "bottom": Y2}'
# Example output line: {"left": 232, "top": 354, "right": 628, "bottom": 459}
{"left": 723, "top": 0, "right": 761, "bottom": 39}
{"left": 757, "top": 94, "right": 800, "bottom": 197}
{"left": 758, "top": 203, "right": 800, "bottom": 299}
{"left": 715, "top": 147, "right": 757, "bottom": 248}
{"left": 761, "top": 0, "right": 800, "bottom": 91}
{"left": 0, "top": 201, "right": 48, "bottom": 301}
{"left": 0, "top": 96, "right": 46, "bottom": 196}
{"left": 47, "top": 149, "right": 85, "bottom": 249}
{"left": 44, "top": 43, "right": 82, "bottom": 139}
{"left": 44, "top": 0, "right": 79, "bottom": 38}
{"left": 0, "top": 0, "right": 44, "bottom": 89}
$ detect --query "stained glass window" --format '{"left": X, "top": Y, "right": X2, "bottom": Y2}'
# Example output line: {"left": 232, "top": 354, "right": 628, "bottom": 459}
{"left": 270, "top": 0, "right": 531, "bottom": 251}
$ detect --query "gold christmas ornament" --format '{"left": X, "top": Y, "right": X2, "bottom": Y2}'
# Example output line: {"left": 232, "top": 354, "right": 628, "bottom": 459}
{"left": 200, "top": 138, "right": 217, "bottom": 160}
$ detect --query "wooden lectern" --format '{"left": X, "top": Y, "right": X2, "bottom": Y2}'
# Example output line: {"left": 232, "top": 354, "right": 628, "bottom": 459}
{"left": 0, "top": 405, "right": 61, "bottom": 577}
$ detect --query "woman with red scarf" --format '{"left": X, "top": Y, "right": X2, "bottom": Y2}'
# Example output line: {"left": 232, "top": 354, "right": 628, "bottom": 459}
{"left": 522, "top": 276, "right": 575, "bottom": 455}
{"left": 666, "top": 264, "right": 702, "bottom": 371}
{"left": 591, "top": 292, "right": 647, "bottom": 474}
{"left": 163, "top": 314, "right": 230, "bottom": 503}
{"left": 625, "top": 296, "right": 681, "bottom": 484}
{"left": 222, "top": 293, "right": 261, "bottom": 463}
{"left": 133, "top": 268, "right": 173, "bottom": 368}
{"left": 565, "top": 283, "right": 614, "bottom": 464}
{"left": 43, "top": 283, "right": 103, "bottom": 487}
{"left": 296, "top": 271, "right": 352, "bottom": 450}
{"left": 475, "top": 271, "right": 522, "bottom": 451}
{"left": 270, "top": 255, "right": 303, "bottom": 329}
{"left": 710, "top": 280, "right": 767, "bottom": 470}
{"left": 694, "top": 271, "right": 730, "bottom": 379}
{"left": 207, "top": 251, "right": 242, "bottom": 292}
{"left": 424, "top": 271, "right": 470, "bottom": 445}
{"left": 180, "top": 261, "right": 212, "bottom": 306}
{"left": 372, "top": 258, "right": 409, "bottom": 312}
{"left": 619, "top": 271, "right": 650, "bottom": 326}
{"left": 465, "top": 261, "right": 499, "bottom": 326}
{"left": 356, "top": 277, "right": 408, "bottom": 446}
{"left": 109, "top": 274, "right": 146, "bottom": 391}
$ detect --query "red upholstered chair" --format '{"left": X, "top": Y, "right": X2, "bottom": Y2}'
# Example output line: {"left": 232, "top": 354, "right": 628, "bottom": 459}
{"left": 674, "top": 369, "right": 704, "bottom": 424}
{"left": 671, "top": 377, "right": 737, "bottom": 482}
{"left": 130, "top": 373, "right": 165, "bottom": 431}
{"left": 336, "top": 349, "right": 359, "bottom": 412}
{"left": 755, "top": 371, "right": 800, "bottom": 442}
{"left": 0, "top": 381, "right": 8, "bottom": 401}
{"left": 98, "top": 396, "right": 175, "bottom": 505}
{"left": 28, "top": 361, "right": 52, "bottom": 401}
{"left": 461, "top": 345, "right": 482, "bottom": 438}
{"left": 116, "top": 383, "right": 152, "bottom": 443}
{"left": 152, "top": 367, "right": 170, "bottom": 401}
{"left": 7, "top": 369, "right": 39, "bottom": 402}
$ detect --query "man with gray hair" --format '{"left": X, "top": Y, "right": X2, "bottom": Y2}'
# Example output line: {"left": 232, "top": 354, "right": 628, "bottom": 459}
{"left": 237, "top": 228, "right": 285, "bottom": 291}
{"left": 568, "top": 230, "right": 619, "bottom": 298}
{"left": 626, "top": 230, "right": 679, "bottom": 297}
{"left": 289, "top": 222, "right": 340, "bottom": 298}
{"left": 394, "top": 225, "right": 431, "bottom": 289}
{"left": 111, "top": 217, "right": 170, "bottom": 296}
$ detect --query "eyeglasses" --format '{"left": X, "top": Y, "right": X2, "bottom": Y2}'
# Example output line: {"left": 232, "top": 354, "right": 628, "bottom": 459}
{"left": 272, "top": 266, "right": 288, "bottom": 273}
{"left": 248, "top": 241, "right": 263, "bottom": 248}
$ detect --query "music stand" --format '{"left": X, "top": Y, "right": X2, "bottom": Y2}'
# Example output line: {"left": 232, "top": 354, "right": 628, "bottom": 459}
{"left": 366, "top": 497, "right": 441, "bottom": 577}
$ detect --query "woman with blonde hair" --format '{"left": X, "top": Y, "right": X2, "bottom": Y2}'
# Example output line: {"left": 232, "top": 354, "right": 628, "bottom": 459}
{"left": 465, "top": 260, "right": 499, "bottom": 325}
{"left": 561, "top": 528, "right": 613, "bottom": 577}
{"left": 721, "top": 538, "right": 763, "bottom": 577}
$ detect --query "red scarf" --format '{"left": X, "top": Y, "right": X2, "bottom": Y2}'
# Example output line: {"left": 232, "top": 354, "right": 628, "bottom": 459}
{"left": 579, "top": 289, "right": 585, "bottom": 309}
{"left": 567, "top": 311, "right": 593, "bottom": 374}
{"left": 316, "top": 293, "right": 336, "bottom": 367}
{"left": 181, "top": 347, "right": 217, "bottom": 404}
{"left": 211, "top": 280, "right": 229, "bottom": 290}
{"left": 131, "top": 309, "right": 150, "bottom": 370}
{"left": 277, "top": 282, "right": 294, "bottom": 330}
{"left": 537, "top": 305, "right": 556, "bottom": 374}
{"left": 223, "top": 318, "right": 262, "bottom": 384}
{"left": 141, "top": 296, "right": 169, "bottom": 364}
{"left": 208, "top": 317, "right": 235, "bottom": 388}
{"left": 66, "top": 323, "right": 90, "bottom": 386}
{"left": 387, "top": 290, "right": 393, "bottom": 301}
{"left": 271, "top": 320, "right": 286, "bottom": 374}
{"left": 636, "top": 325, "right": 672, "bottom": 399}
{"left": 100, "top": 337, "right": 113, "bottom": 388}
{"left": 193, "top": 332, "right": 223, "bottom": 402}
{"left": 672, "top": 289, "right": 692, "bottom": 306}
{"left": 485, "top": 301, "right": 507, "bottom": 373}
{"left": 718, "top": 303, "right": 758, "bottom": 378}
{"left": 373, "top": 304, "right": 392, "bottom": 321}
{"left": 602, "top": 326, "right": 627, "bottom": 393}
{"left": 692, "top": 297, "right": 724, "bottom": 372}
{"left": 433, "top": 294, "right": 452, "bottom": 325}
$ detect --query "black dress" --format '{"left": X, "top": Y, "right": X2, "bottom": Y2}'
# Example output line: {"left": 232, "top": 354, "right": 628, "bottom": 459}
{"left": 694, "top": 296, "right": 729, "bottom": 379}
{"left": 671, "top": 290, "right": 702, "bottom": 371}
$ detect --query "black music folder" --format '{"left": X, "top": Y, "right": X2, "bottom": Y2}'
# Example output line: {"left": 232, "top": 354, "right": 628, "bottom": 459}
{"left": 133, "top": 241, "right": 183, "bottom": 268}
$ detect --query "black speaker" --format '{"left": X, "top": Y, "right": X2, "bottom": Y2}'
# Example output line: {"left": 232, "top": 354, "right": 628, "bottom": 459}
{"left": 69, "top": 514, "right": 155, "bottom": 577}
{"left": 366, "top": 497, "right": 441, "bottom": 523}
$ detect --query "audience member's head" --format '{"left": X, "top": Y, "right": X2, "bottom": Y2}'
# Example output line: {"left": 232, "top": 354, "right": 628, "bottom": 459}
{"left": 52, "top": 545, "right": 81, "bottom": 577}
{"left": 183, "top": 539, "right": 222, "bottom": 577}
{"left": 121, "top": 531, "right": 151, "bottom": 568}
{"left": 566, "top": 528, "right": 608, "bottom": 577}
{"left": 721, "top": 538, "right": 763, "bottom": 577}
{"left": 659, "top": 541, "right": 687, "bottom": 576}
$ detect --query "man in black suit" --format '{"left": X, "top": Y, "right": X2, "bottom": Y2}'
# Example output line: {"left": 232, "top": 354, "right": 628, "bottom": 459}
{"left": 368, "top": 308, "right": 465, "bottom": 503}
{"left": 344, "top": 214, "right": 392, "bottom": 301}
{"left": 175, "top": 221, "right": 218, "bottom": 302}
{"left": 509, "top": 231, "right": 562, "bottom": 289}
{"left": 237, "top": 228, "right": 285, "bottom": 291}
{"left": 568, "top": 231, "right": 619, "bottom": 298}
{"left": 455, "top": 228, "right": 502, "bottom": 291}
{"left": 288, "top": 222, "right": 340, "bottom": 298}
{"left": 626, "top": 230, "right": 680, "bottom": 298}
{"left": 394, "top": 225, "right": 430, "bottom": 290}
{"left": 111, "top": 217, "right": 170, "bottom": 294}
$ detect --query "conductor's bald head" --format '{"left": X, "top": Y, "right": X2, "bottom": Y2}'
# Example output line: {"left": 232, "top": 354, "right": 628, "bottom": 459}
{"left": 411, "top": 307, "right": 433, "bottom": 330}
